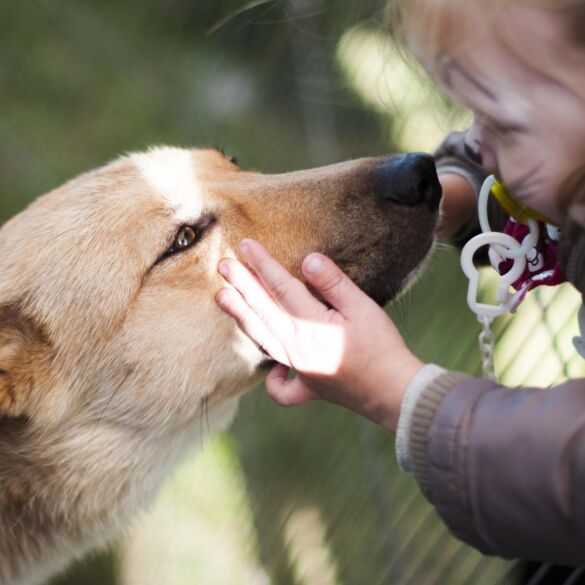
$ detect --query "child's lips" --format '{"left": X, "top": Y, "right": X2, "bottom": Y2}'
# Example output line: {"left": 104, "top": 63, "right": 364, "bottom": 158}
{"left": 510, "top": 185, "right": 537, "bottom": 202}
{"left": 505, "top": 161, "right": 545, "bottom": 200}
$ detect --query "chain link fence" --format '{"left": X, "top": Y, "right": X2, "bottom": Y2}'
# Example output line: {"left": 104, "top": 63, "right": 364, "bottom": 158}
{"left": 1, "top": 1, "right": 583, "bottom": 583}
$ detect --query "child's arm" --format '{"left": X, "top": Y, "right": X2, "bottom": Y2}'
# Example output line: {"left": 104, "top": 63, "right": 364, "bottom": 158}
{"left": 216, "top": 238, "right": 585, "bottom": 566}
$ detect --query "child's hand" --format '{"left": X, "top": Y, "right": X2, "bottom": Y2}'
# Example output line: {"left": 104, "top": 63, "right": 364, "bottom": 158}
{"left": 438, "top": 172, "right": 478, "bottom": 240}
{"left": 216, "top": 240, "right": 424, "bottom": 433}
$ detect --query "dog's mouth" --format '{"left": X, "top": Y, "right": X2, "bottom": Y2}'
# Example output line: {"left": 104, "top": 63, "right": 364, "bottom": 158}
{"left": 258, "top": 356, "right": 277, "bottom": 370}
{"left": 366, "top": 280, "right": 404, "bottom": 307}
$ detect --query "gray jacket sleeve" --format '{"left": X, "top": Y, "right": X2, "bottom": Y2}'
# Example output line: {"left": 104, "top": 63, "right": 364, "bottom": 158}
{"left": 410, "top": 374, "right": 585, "bottom": 565}
{"left": 434, "top": 130, "right": 487, "bottom": 194}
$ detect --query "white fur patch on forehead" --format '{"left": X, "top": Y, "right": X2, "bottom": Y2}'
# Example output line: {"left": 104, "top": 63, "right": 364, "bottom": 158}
{"left": 133, "top": 147, "right": 203, "bottom": 222}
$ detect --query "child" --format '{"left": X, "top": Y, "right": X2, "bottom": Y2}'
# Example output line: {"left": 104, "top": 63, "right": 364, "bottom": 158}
{"left": 215, "top": 0, "right": 585, "bottom": 564}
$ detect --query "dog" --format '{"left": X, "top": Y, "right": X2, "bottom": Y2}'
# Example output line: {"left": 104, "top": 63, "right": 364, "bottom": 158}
{"left": 0, "top": 146, "right": 441, "bottom": 585}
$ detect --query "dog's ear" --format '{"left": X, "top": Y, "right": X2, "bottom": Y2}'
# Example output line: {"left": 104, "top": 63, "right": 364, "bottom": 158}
{"left": 0, "top": 305, "right": 47, "bottom": 417}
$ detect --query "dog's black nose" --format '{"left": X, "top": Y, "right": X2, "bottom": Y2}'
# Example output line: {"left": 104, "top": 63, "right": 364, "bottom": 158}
{"left": 376, "top": 153, "right": 442, "bottom": 211}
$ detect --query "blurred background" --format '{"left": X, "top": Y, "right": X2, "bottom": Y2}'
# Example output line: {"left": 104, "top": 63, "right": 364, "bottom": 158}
{"left": 1, "top": 1, "right": 583, "bottom": 584}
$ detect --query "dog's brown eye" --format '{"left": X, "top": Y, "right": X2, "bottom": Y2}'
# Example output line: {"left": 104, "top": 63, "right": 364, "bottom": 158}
{"left": 154, "top": 215, "right": 216, "bottom": 267}
{"left": 174, "top": 226, "right": 197, "bottom": 250}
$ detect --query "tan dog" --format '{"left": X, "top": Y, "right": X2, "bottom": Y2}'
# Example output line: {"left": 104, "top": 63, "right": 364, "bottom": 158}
{"left": 0, "top": 147, "right": 440, "bottom": 585}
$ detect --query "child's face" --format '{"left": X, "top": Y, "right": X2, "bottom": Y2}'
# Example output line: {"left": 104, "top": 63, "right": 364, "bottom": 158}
{"left": 435, "top": 7, "right": 585, "bottom": 223}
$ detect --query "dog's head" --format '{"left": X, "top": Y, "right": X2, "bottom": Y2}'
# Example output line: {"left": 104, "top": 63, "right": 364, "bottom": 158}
{"left": 0, "top": 147, "right": 440, "bottom": 430}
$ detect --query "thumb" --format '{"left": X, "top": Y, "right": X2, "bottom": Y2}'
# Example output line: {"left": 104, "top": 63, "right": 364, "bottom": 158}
{"left": 302, "top": 253, "right": 366, "bottom": 317}
{"left": 265, "top": 365, "right": 318, "bottom": 407}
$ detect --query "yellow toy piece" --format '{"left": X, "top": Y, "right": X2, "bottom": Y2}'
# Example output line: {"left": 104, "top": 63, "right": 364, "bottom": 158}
{"left": 491, "top": 180, "right": 553, "bottom": 225}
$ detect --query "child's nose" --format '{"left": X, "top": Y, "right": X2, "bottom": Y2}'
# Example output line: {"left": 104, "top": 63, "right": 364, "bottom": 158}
{"left": 377, "top": 153, "right": 442, "bottom": 211}
{"left": 466, "top": 119, "right": 498, "bottom": 173}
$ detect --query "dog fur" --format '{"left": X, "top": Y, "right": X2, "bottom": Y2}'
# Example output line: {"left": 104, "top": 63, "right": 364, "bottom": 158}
{"left": 0, "top": 147, "right": 438, "bottom": 584}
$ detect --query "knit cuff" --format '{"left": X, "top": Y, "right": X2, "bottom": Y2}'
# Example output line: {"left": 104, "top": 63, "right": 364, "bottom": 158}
{"left": 410, "top": 371, "right": 473, "bottom": 502}
{"left": 437, "top": 164, "right": 484, "bottom": 195}
{"left": 395, "top": 364, "right": 447, "bottom": 472}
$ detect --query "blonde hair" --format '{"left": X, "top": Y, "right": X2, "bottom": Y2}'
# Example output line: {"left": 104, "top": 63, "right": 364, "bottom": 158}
{"left": 391, "top": 0, "right": 585, "bottom": 100}
{"left": 390, "top": 0, "right": 585, "bottom": 214}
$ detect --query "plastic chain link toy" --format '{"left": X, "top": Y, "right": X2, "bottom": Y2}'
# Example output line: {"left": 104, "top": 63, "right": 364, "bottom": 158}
{"left": 460, "top": 175, "right": 566, "bottom": 381}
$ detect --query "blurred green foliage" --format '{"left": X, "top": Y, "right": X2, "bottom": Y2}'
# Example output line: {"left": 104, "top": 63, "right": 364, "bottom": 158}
{"left": 0, "top": 0, "right": 389, "bottom": 218}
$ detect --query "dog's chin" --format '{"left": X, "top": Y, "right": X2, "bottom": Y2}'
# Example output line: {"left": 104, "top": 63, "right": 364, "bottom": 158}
{"left": 312, "top": 277, "right": 403, "bottom": 310}
{"left": 355, "top": 276, "right": 406, "bottom": 307}
{"left": 358, "top": 257, "right": 429, "bottom": 307}
{"left": 360, "top": 239, "right": 435, "bottom": 307}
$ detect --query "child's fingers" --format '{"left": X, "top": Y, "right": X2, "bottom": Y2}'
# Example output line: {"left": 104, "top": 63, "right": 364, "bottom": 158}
{"left": 265, "top": 365, "right": 318, "bottom": 407}
{"left": 301, "top": 253, "right": 369, "bottom": 318}
{"left": 215, "top": 287, "right": 290, "bottom": 366}
{"left": 238, "top": 239, "right": 325, "bottom": 318}
{"left": 218, "top": 258, "right": 295, "bottom": 339}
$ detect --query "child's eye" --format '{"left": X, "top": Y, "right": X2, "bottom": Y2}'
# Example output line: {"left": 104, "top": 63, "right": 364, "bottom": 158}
{"left": 492, "top": 122, "right": 514, "bottom": 135}
{"left": 484, "top": 116, "right": 525, "bottom": 138}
